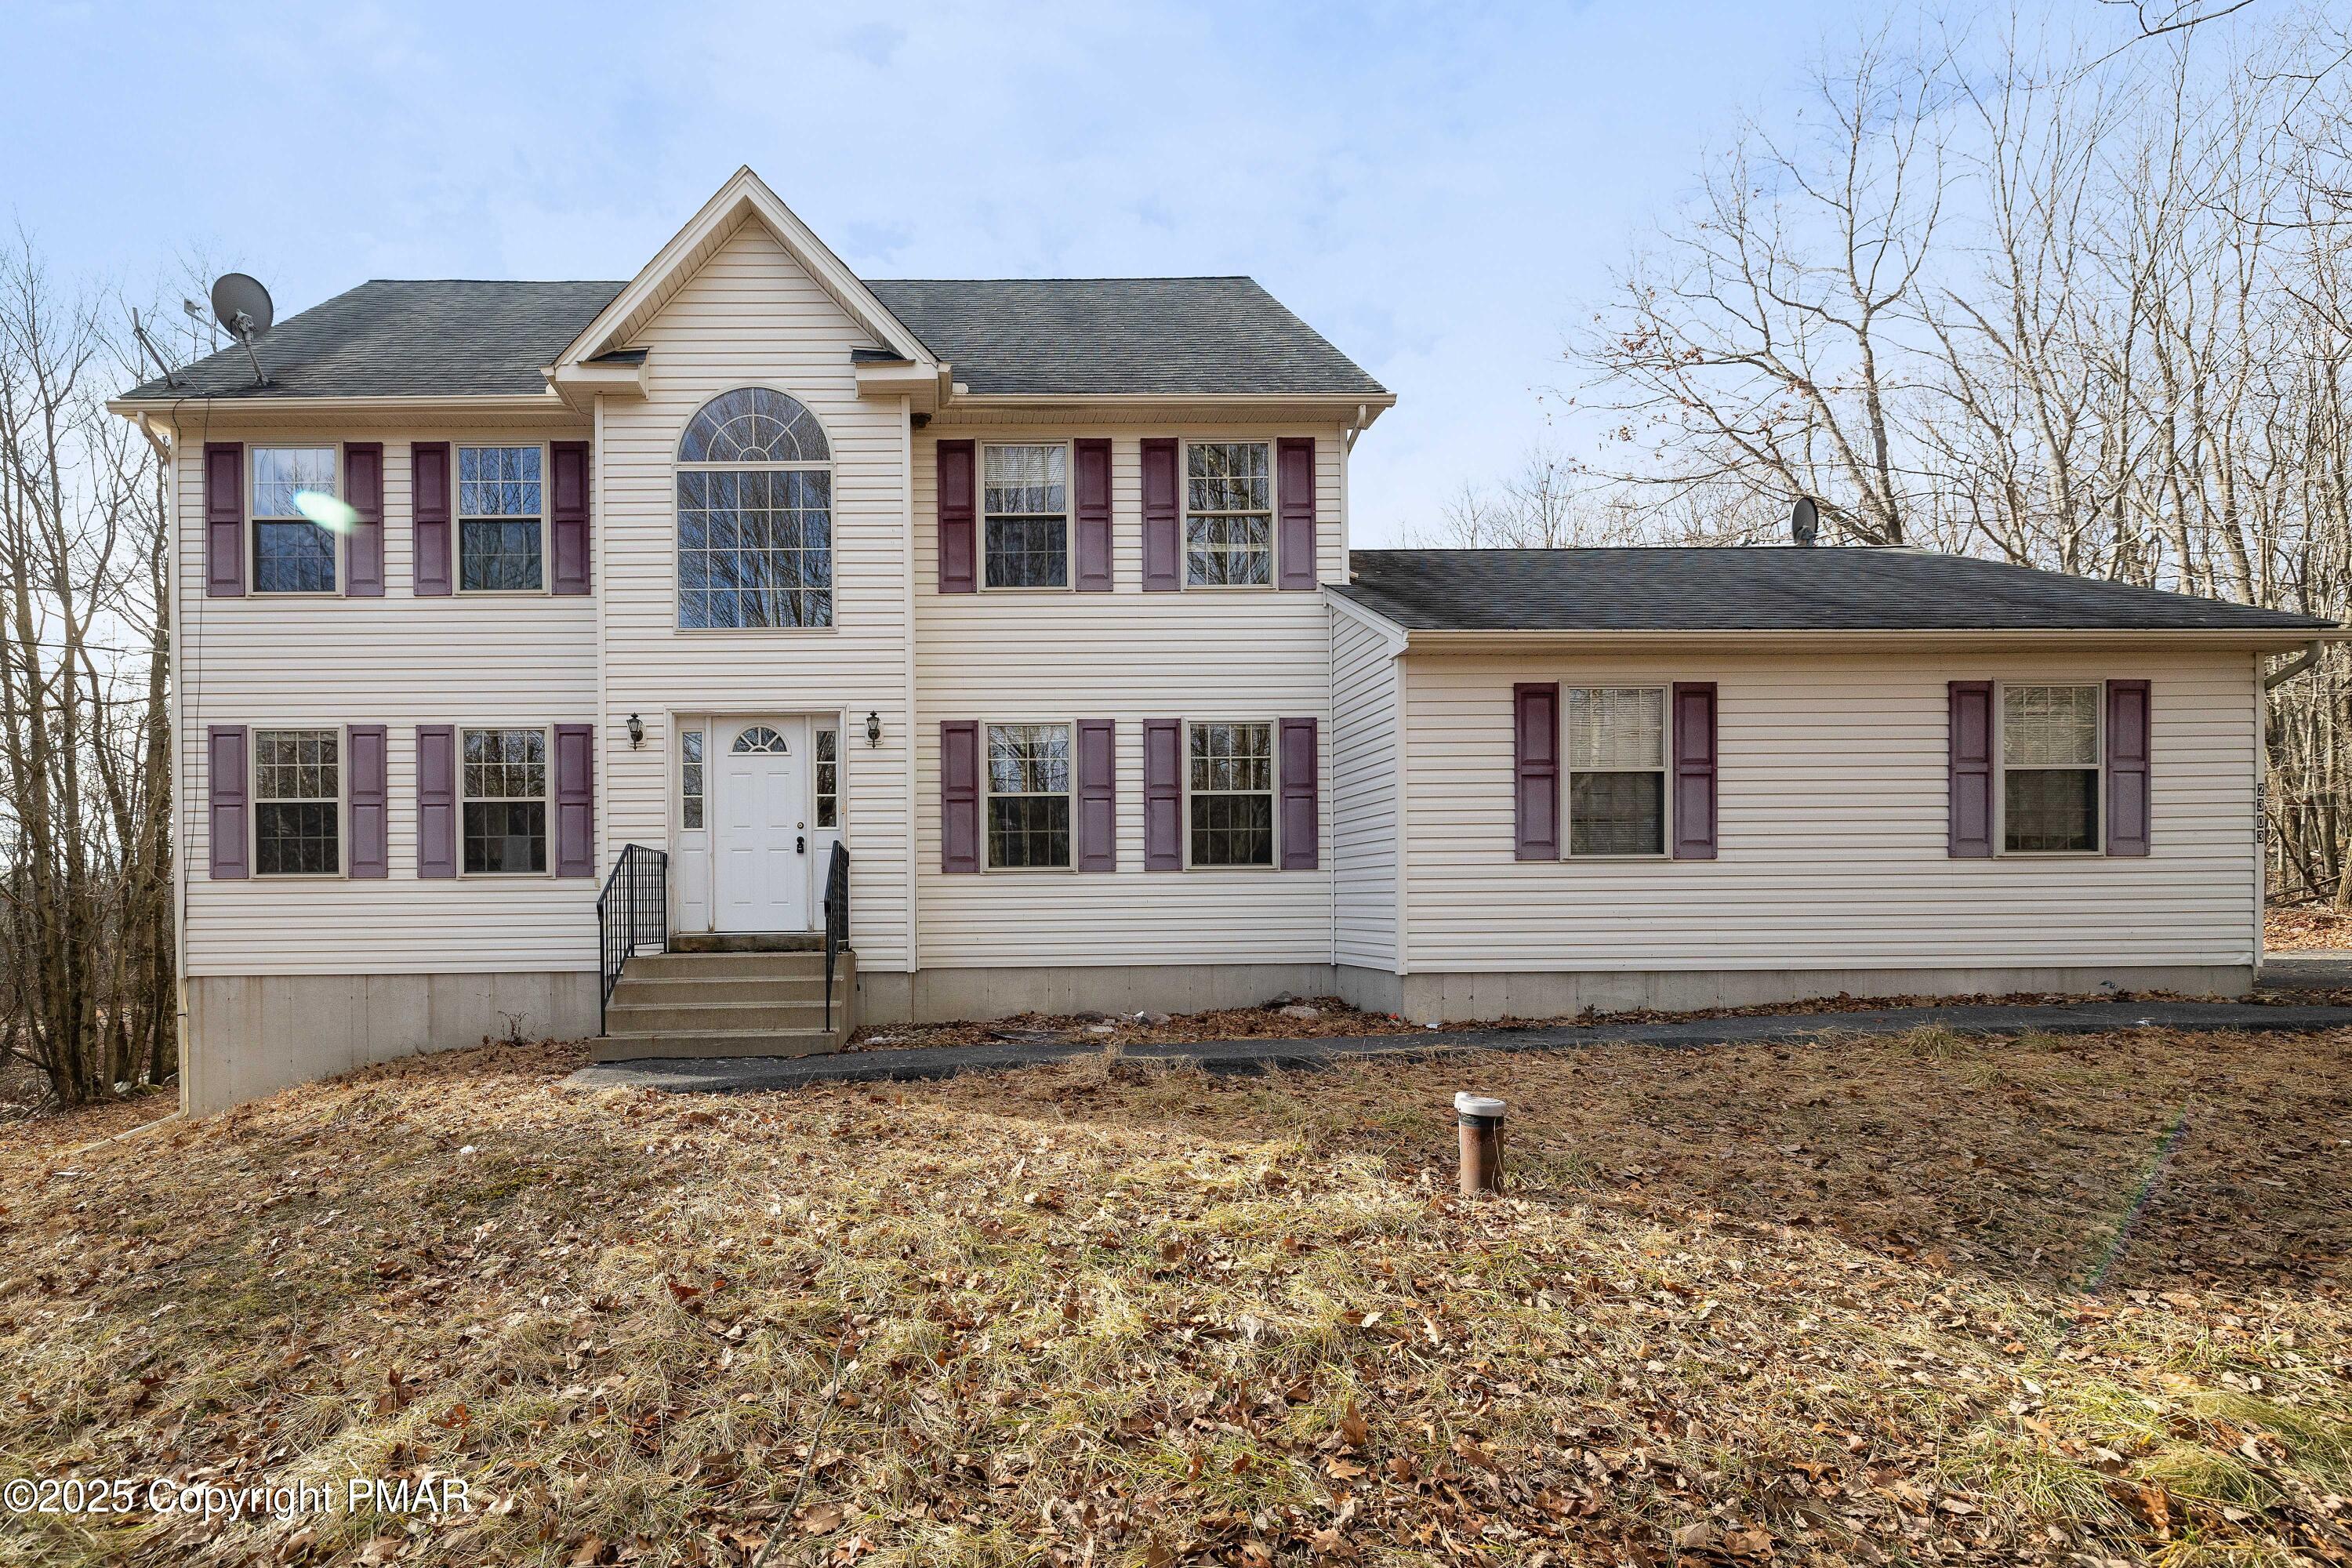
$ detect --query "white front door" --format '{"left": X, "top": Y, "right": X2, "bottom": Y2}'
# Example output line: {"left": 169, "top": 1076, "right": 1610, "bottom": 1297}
{"left": 713, "top": 720, "right": 811, "bottom": 931}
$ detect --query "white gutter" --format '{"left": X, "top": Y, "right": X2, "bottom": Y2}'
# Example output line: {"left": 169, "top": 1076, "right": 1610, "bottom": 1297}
{"left": 2263, "top": 638, "right": 2327, "bottom": 689}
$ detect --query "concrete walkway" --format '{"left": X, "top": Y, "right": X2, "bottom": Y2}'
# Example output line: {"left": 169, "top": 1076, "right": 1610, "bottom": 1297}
{"left": 570, "top": 998, "right": 2352, "bottom": 1095}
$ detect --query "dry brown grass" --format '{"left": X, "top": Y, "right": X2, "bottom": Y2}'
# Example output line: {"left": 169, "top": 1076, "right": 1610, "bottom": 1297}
{"left": 1, "top": 1026, "right": 2348, "bottom": 1566}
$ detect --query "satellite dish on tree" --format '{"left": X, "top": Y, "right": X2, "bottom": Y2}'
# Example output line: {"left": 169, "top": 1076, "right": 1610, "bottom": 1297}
{"left": 1790, "top": 495, "right": 1820, "bottom": 546}
{"left": 209, "top": 273, "right": 274, "bottom": 386}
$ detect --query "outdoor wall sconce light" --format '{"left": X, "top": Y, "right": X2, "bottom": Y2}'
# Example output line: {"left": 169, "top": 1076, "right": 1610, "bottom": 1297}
{"left": 865, "top": 710, "right": 883, "bottom": 748}
{"left": 626, "top": 713, "right": 644, "bottom": 750}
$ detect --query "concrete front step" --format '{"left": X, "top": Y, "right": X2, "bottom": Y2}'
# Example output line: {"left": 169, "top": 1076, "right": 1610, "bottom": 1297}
{"left": 592, "top": 1027, "right": 845, "bottom": 1063}
{"left": 624, "top": 949, "right": 835, "bottom": 981}
{"left": 670, "top": 931, "right": 824, "bottom": 953}
{"left": 606, "top": 997, "right": 837, "bottom": 1034}
{"left": 598, "top": 945, "right": 856, "bottom": 1060}
{"left": 610, "top": 975, "right": 829, "bottom": 1005}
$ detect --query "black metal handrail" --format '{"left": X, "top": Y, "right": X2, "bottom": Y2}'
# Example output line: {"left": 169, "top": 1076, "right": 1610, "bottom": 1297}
{"left": 597, "top": 843, "right": 668, "bottom": 1035}
{"left": 822, "top": 841, "right": 850, "bottom": 1035}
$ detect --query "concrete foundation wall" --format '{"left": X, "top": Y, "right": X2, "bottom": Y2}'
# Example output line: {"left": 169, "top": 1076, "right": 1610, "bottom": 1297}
{"left": 1393, "top": 963, "right": 2253, "bottom": 1025}
{"left": 852, "top": 958, "right": 2248, "bottom": 1028}
{"left": 184, "top": 971, "right": 599, "bottom": 1116}
{"left": 857, "top": 964, "right": 1371, "bottom": 1025}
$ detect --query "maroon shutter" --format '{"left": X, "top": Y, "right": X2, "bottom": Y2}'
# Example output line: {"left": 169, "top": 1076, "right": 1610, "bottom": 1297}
{"left": 343, "top": 442, "right": 384, "bottom": 597}
{"left": 938, "top": 440, "right": 976, "bottom": 593}
{"left": 1143, "top": 718, "right": 1182, "bottom": 869}
{"left": 416, "top": 724, "right": 457, "bottom": 877}
{"left": 1141, "top": 437, "right": 1180, "bottom": 591}
{"left": 550, "top": 441, "right": 591, "bottom": 594}
{"left": 1076, "top": 719, "right": 1116, "bottom": 870}
{"left": 1276, "top": 437, "right": 1316, "bottom": 590}
{"left": 2106, "top": 679, "right": 2151, "bottom": 856}
{"left": 941, "top": 720, "right": 980, "bottom": 873}
{"left": 1670, "top": 682, "right": 1718, "bottom": 860}
{"left": 1948, "top": 681, "right": 1994, "bottom": 858}
{"left": 412, "top": 442, "right": 452, "bottom": 596}
{"left": 204, "top": 442, "right": 244, "bottom": 597}
{"left": 554, "top": 723, "right": 594, "bottom": 875}
{"left": 1279, "top": 717, "right": 1319, "bottom": 869}
{"left": 347, "top": 724, "right": 388, "bottom": 878}
{"left": 1073, "top": 437, "right": 1113, "bottom": 592}
{"left": 207, "top": 724, "right": 249, "bottom": 878}
{"left": 1512, "top": 683, "right": 1560, "bottom": 860}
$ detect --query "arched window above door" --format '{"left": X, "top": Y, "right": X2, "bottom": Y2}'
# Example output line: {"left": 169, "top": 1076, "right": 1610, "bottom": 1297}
{"left": 676, "top": 388, "right": 834, "bottom": 630}
{"left": 731, "top": 725, "right": 790, "bottom": 754}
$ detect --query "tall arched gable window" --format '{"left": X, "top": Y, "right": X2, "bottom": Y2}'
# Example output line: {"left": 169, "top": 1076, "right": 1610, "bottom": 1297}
{"left": 676, "top": 388, "right": 834, "bottom": 629}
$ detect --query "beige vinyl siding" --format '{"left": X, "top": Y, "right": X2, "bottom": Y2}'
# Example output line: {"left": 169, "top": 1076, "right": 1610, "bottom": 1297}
{"left": 1401, "top": 649, "right": 2261, "bottom": 972}
{"left": 909, "top": 424, "right": 1345, "bottom": 966}
{"left": 174, "top": 424, "right": 598, "bottom": 976}
{"left": 1330, "top": 608, "right": 1402, "bottom": 970}
{"left": 597, "top": 221, "right": 914, "bottom": 967}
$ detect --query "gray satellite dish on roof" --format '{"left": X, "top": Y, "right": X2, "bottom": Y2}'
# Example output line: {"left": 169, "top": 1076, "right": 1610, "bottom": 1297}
{"left": 1790, "top": 495, "right": 1820, "bottom": 546}
{"left": 209, "top": 272, "right": 274, "bottom": 386}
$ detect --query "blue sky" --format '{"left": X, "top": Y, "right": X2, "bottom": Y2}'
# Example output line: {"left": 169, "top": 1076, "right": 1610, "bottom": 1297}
{"left": 16, "top": 1, "right": 2007, "bottom": 541}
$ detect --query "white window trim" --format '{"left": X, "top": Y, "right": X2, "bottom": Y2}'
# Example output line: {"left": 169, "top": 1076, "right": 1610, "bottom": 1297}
{"left": 250, "top": 724, "right": 347, "bottom": 880}
{"left": 249, "top": 443, "right": 343, "bottom": 597}
{"left": 1563, "top": 685, "right": 1672, "bottom": 862}
{"left": 1181, "top": 717, "right": 1280, "bottom": 871}
{"left": 1994, "top": 681, "right": 2105, "bottom": 858}
{"left": 453, "top": 441, "right": 551, "bottom": 597}
{"left": 672, "top": 385, "right": 837, "bottom": 636}
{"left": 978, "top": 439, "right": 1076, "bottom": 594}
{"left": 457, "top": 724, "right": 555, "bottom": 880}
{"left": 1180, "top": 437, "right": 1279, "bottom": 593}
{"left": 981, "top": 718, "right": 1076, "bottom": 874}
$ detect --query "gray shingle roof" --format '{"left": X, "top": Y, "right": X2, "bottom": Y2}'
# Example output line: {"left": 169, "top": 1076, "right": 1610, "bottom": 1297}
{"left": 866, "top": 277, "right": 1386, "bottom": 397}
{"left": 119, "top": 275, "right": 1385, "bottom": 401}
{"left": 122, "top": 280, "right": 625, "bottom": 401}
{"left": 1334, "top": 548, "right": 2334, "bottom": 633}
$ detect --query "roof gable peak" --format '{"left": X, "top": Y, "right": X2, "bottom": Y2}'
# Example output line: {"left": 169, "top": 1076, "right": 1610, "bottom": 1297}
{"left": 554, "top": 168, "right": 934, "bottom": 372}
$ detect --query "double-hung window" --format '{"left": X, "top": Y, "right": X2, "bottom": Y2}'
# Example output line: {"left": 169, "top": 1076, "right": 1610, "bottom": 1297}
{"left": 985, "top": 723, "right": 1071, "bottom": 869}
{"left": 1188, "top": 721, "right": 1275, "bottom": 866}
{"left": 2000, "top": 684, "right": 2101, "bottom": 852}
{"left": 1184, "top": 442, "right": 1272, "bottom": 586}
{"left": 457, "top": 445, "right": 544, "bottom": 591}
{"left": 982, "top": 444, "right": 1069, "bottom": 589}
{"left": 252, "top": 728, "right": 339, "bottom": 876}
{"left": 251, "top": 446, "right": 339, "bottom": 593}
{"left": 1566, "top": 688, "right": 1667, "bottom": 856}
{"left": 462, "top": 728, "right": 548, "bottom": 874}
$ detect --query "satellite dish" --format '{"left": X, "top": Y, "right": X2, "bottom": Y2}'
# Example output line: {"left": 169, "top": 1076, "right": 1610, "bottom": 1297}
{"left": 209, "top": 273, "right": 274, "bottom": 337}
{"left": 209, "top": 273, "right": 274, "bottom": 385}
{"left": 1790, "top": 495, "right": 1820, "bottom": 546}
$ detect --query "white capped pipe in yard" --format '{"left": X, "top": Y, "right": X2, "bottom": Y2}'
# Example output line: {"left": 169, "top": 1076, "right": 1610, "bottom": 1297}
{"left": 1455, "top": 1092, "right": 1505, "bottom": 1196}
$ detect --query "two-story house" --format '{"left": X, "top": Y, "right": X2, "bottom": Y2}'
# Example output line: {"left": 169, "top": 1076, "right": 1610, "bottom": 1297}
{"left": 116, "top": 169, "right": 2333, "bottom": 1114}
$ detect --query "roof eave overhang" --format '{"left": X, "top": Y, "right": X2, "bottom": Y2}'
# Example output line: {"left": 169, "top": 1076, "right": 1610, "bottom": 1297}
{"left": 855, "top": 359, "right": 947, "bottom": 415}
{"left": 1385, "top": 626, "right": 2346, "bottom": 655}
{"left": 935, "top": 390, "right": 1396, "bottom": 424}
{"left": 546, "top": 358, "right": 651, "bottom": 412}
{"left": 106, "top": 392, "right": 576, "bottom": 423}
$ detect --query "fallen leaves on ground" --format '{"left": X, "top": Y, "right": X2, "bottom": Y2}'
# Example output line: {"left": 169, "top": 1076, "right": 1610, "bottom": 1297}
{"left": 0, "top": 1025, "right": 2347, "bottom": 1566}
{"left": 2267, "top": 902, "right": 2352, "bottom": 953}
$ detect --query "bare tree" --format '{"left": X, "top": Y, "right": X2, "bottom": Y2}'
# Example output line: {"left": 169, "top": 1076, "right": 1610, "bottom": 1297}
{"left": 0, "top": 233, "right": 173, "bottom": 1105}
